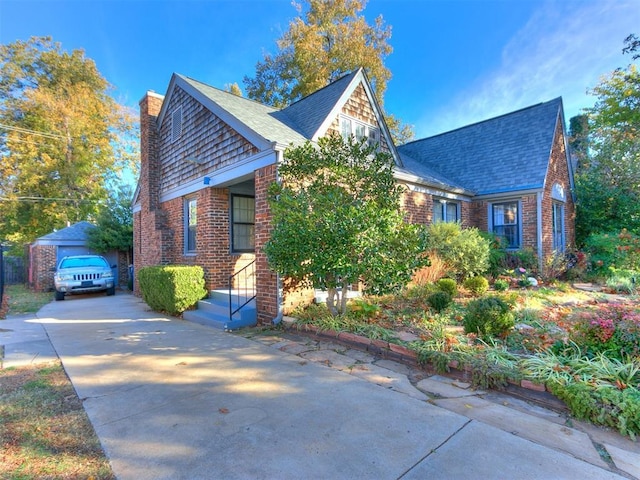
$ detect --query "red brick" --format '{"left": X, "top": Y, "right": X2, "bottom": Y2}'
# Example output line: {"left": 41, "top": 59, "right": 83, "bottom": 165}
{"left": 521, "top": 379, "right": 546, "bottom": 392}
{"left": 338, "top": 332, "right": 369, "bottom": 345}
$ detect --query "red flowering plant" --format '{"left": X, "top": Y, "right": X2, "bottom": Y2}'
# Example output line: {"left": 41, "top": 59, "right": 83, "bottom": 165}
{"left": 567, "top": 304, "right": 640, "bottom": 361}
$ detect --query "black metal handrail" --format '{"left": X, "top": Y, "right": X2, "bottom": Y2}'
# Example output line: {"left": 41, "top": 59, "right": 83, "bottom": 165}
{"left": 229, "top": 260, "right": 256, "bottom": 320}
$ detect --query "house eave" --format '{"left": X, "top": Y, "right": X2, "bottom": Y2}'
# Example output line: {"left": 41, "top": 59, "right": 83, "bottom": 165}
{"left": 158, "top": 150, "right": 277, "bottom": 203}
{"left": 473, "top": 186, "right": 544, "bottom": 201}
{"left": 393, "top": 169, "right": 473, "bottom": 197}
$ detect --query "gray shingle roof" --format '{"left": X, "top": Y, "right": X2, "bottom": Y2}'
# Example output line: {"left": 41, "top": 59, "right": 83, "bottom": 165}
{"left": 178, "top": 75, "right": 309, "bottom": 147}
{"left": 395, "top": 153, "right": 469, "bottom": 192}
{"left": 277, "top": 70, "right": 359, "bottom": 139}
{"left": 397, "top": 98, "right": 564, "bottom": 196}
{"left": 37, "top": 221, "right": 95, "bottom": 241}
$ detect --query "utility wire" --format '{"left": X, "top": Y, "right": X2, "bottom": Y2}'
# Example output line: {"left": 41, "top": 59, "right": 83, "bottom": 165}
{"left": 0, "top": 196, "right": 98, "bottom": 203}
{"left": 0, "top": 123, "right": 66, "bottom": 140}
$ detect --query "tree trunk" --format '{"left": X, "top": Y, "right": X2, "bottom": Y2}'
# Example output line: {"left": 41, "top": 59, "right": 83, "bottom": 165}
{"left": 326, "top": 287, "right": 339, "bottom": 316}
{"left": 339, "top": 284, "right": 348, "bottom": 315}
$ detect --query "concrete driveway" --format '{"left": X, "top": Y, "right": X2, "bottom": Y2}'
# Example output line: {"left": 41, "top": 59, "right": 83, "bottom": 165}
{"left": 3, "top": 292, "right": 632, "bottom": 479}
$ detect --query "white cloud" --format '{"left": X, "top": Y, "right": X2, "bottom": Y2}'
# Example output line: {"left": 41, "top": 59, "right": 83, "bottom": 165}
{"left": 415, "top": 0, "right": 639, "bottom": 138}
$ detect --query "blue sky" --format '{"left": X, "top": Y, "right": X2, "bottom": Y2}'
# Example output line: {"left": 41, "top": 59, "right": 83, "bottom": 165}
{"left": 1, "top": 0, "right": 638, "bottom": 139}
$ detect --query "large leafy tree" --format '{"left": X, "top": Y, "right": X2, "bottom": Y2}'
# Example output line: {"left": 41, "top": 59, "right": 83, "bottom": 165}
{"left": 243, "top": 0, "right": 413, "bottom": 144}
{"left": 265, "top": 135, "right": 428, "bottom": 315}
{"left": 86, "top": 184, "right": 134, "bottom": 262}
{"left": 0, "top": 37, "right": 137, "bottom": 252}
{"left": 575, "top": 34, "right": 640, "bottom": 243}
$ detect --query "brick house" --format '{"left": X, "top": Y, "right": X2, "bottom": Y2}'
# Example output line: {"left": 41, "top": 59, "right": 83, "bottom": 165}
{"left": 133, "top": 69, "right": 575, "bottom": 328}
{"left": 397, "top": 97, "right": 576, "bottom": 263}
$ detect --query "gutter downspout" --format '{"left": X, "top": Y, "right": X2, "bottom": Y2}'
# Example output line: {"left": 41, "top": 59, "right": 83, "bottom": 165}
{"left": 536, "top": 192, "right": 544, "bottom": 274}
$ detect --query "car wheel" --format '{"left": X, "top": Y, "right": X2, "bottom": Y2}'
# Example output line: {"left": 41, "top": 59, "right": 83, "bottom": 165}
{"left": 55, "top": 290, "right": 65, "bottom": 301}
{"left": 106, "top": 286, "right": 115, "bottom": 296}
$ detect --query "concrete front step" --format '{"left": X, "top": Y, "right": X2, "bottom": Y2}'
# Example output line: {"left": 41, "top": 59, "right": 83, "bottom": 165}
{"left": 183, "top": 291, "right": 257, "bottom": 331}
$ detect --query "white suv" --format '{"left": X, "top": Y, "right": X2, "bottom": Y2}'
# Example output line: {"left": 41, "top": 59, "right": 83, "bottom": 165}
{"left": 54, "top": 255, "right": 115, "bottom": 301}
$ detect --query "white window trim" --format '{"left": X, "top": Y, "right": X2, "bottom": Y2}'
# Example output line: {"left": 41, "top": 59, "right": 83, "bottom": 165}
{"left": 339, "top": 115, "right": 380, "bottom": 148}
{"left": 552, "top": 201, "right": 566, "bottom": 252}
{"left": 184, "top": 196, "right": 197, "bottom": 255}
{"left": 433, "top": 198, "right": 460, "bottom": 223}
{"left": 488, "top": 199, "right": 522, "bottom": 249}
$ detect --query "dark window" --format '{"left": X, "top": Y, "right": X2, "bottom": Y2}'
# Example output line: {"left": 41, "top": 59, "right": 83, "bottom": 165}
{"left": 185, "top": 197, "right": 197, "bottom": 253}
{"left": 231, "top": 195, "right": 255, "bottom": 252}
{"left": 492, "top": 201, "right": 519, "bottom": 248}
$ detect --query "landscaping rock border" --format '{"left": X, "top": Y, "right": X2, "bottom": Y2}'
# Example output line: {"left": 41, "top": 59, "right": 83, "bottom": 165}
{"left": 283, "top": 317, "right": 569, "bottom": 414}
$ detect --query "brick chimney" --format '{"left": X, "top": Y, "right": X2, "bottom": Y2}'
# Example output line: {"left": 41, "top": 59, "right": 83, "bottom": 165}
{"left": 133, "top": 92, "right": 165, "bottom": 292}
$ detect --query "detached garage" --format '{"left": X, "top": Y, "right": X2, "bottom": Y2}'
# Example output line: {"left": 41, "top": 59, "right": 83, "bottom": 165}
{"left": 29, "top": 221, "right": 128, "bottom": 292}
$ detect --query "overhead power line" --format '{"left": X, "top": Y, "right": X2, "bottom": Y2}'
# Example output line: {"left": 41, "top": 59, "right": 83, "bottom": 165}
{"left": 0, "top": 123, "right": 66, "bottom": 140}
{"left": 0, "top": 196, "right": 99, "bottom": 204}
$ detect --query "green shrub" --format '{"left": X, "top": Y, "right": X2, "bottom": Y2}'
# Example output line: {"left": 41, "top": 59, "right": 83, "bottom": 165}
{"left": 348, "top": 298, "right": 381, "bottom": 320}
{"left": 605, "top": 268, "right": 638, "bottom": 294}
{"left": 482, "top": 231, "right": 538, "bottom": 278}
{"left": 463, "top": 296, "right": 514, "bottom": 337}
{"left": 583, "top": 229, "right": 640, "bottom": 276}
{"left": 548, "top": 382, "right": 640, "bottom": 439}
{"left": 426, "top": 291, "right": 452, "bottom": 312}
{"left": 425, "top": 222, "right": 490, "bottom": 280}
{"left": 493, "top": 278, "right": 509, "bottom": 291}
{"left": 436, "top": 278, "right": 457, "bottom": 297}
{"left": 138, "top": 265, "right": 207, "bottom": 315}
{"left": 463, "top": 276, "right": 489, "bottom": 296}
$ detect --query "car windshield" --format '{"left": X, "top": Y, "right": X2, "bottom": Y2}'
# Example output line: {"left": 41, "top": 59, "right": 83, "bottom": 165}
{"left": 59, "top": 257, "right": 109, "bottom": 269}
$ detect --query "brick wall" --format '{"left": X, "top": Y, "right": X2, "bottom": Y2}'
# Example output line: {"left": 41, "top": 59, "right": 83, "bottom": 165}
{"left": 401, "top": 188, "right": 431, "bottom": 224}
{"left": 31, "top": 244, "right": 56, "bottom": 292}
{"left": 541, "top": 120, "right": 576, "bottom": 258}
{"left": 255, "top": 164, "right": 279, "bottom": 324}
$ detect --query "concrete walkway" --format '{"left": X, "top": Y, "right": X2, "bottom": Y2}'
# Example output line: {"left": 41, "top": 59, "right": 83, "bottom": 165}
{"left": 1, "top": 292, "right": 638, "bottom": 479}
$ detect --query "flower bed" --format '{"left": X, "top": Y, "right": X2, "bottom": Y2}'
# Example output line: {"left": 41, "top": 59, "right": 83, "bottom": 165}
{"left": 291, "top": 283, "right": 640, "bottom": 438}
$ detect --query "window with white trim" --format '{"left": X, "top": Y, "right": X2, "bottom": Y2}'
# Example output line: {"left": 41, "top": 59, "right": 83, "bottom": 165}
{"left": 552, "top": 202, "right": 565, "bottom": 252}
{"left": 231, "top": 195, "right": 255, "bottom": 252}
{"left": 551, "top": 182, "right": 566, "bottom": 252}
{"left": 339, "top": 116, "right": 380, "bottom": 148}
{"left": 185, "top": 197, "right": 197, "bottom": 253}
{"left": 433, "top": 199, "right": 459, "bottom": 223}
{"left": 492, "top": 201, "right": 520, "bottom": 249}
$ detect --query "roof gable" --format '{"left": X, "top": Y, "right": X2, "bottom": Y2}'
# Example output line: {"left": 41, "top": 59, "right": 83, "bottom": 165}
{"left": 279, "top": 68, "right": 402, "bottom": 165}
{"left": 278, "top": 70, "right": 359, "bottom": 139}
{"left": 158, "top": 74, "right": 309, "bottom": 151}
{"left": 398, "top": 98, "right": 565, "bottom": 196}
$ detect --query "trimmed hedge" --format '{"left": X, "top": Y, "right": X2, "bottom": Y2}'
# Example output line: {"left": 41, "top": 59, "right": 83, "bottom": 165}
{"left": 138, "top": 265, "right": 207, "bottom": 316}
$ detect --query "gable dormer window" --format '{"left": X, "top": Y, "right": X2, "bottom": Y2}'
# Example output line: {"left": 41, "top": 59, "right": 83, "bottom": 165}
{"left": 340, "top": 115, "right": 380, "bottom": 149}
{"left": 171, "top": 107, "right": 183, "bottom": 142}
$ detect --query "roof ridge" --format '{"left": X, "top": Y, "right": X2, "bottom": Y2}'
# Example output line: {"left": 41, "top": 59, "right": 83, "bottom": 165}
{"left": 177, "top": 74, "right": 278, "bottom": 111}
{"left": 403, "top": 97, "right": 562, "bottom": 147}
{"left": 283, "top": 69, "right": 360, "bottom": 109}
